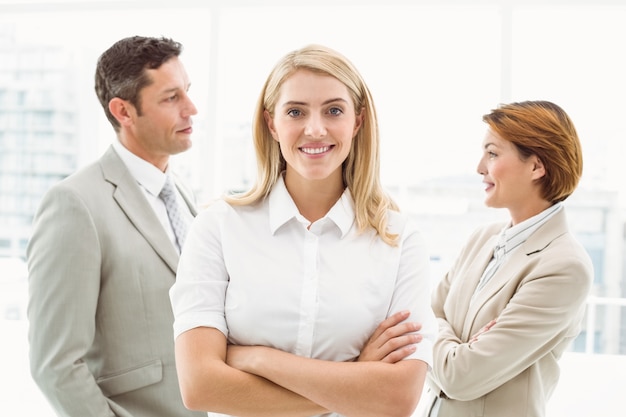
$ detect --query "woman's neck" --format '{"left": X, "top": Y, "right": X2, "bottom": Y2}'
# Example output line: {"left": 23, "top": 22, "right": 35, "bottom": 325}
{"left": 284, "top": 170, "right": 345, "bottom": 224}
{"left": 509, "top": 199, "right": 553, "bottom": 226}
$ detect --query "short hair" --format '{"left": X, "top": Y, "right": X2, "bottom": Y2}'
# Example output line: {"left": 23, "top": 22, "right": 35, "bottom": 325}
{"left": 482, "top": 100, "right": 583, "bottom": 204}
{"left": 94, "top": 36, "right": 183, "bottom": 132}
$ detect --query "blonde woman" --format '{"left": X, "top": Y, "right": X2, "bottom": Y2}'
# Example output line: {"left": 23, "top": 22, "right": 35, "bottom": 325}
{"left": 170, "top": 44, "right": 436, "bottom": 417}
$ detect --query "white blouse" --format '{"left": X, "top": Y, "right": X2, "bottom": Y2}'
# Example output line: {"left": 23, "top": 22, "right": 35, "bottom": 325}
{"left": 170, "top": 176, "right": 436, "bottom": 366}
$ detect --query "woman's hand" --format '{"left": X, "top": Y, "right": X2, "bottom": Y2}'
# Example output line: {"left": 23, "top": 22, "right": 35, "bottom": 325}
{"left": 226, "top": 344, "right": 261, "bottom": 373}
{"left": 357, "top": 310, "right": 422, "bottom": 363}
{"left": 469, "top": 319, "right": 497, "bottom": 344}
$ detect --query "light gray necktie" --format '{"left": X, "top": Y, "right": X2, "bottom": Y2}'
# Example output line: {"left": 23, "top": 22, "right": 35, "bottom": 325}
{"left": 471, "top": 239, "right": 506, "bottom": 304}
{"left": 477, "top": 242, "right": 505, "bottom": 292}
{"left": 159, "top": 176, "right": 188, "bottom": 253}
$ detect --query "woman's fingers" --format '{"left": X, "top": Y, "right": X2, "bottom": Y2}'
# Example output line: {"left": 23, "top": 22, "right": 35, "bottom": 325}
{"left": 358, "top": 311, "right": 423, "bottom": 363}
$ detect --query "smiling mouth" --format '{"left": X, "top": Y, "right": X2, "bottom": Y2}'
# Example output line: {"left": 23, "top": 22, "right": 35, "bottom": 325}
{"left": 300, "top": 145, "right": 333, "bottom": 155}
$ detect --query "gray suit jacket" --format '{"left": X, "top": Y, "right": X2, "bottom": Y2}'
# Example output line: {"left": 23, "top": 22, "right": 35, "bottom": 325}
{"left": 418, "top": 209, "right": 593, "bottom": 417}
{"left": 27, "top": 146, "right": 205, "bottom": 417}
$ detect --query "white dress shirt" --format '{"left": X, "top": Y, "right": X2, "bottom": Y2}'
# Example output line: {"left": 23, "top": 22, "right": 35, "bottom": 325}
{"left": 111, "top": 140, "right": 193, "bottom": 252}
{"left": 171, "top": 175, "right": 436, "bottom": 370}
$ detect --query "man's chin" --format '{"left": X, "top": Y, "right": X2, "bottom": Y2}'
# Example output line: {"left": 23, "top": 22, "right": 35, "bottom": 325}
{"left": 172, "top": 139, "right": 193, "bottom": 155}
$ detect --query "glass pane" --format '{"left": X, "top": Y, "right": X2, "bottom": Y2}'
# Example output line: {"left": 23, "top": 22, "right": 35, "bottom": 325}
{"left": 1, "top": 3, "right": 625, "bottom": 417}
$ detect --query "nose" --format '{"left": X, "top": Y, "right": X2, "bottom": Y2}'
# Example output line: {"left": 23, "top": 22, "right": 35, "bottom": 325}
{"left": 182, "top": 92, "right": 198, "bottom": 117}
{"left": 476, "top": 156, "right": 486, "bottom": 175}
{"left": 304, "top": 114, "right": 327, "bottom": 138}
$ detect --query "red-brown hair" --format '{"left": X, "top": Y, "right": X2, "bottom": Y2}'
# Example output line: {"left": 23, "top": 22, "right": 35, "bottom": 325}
{"left": 483, "top": 100, "right": 583, "bottom": 203}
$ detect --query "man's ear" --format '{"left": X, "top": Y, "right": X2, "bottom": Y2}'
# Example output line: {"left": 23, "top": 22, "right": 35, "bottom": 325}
{"left": 109, "top": 97, "right": 135, "bottom": 127}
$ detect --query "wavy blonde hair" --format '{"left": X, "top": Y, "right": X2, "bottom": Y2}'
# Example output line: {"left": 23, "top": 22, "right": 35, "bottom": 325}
{"left": 225, "top": 44, "right": 399, "bottom": 246}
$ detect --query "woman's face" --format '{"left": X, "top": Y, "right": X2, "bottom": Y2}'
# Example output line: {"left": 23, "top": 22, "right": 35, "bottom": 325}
{"left": 264, "top": 69, "right": 363, "bottom": 185}
{"left": 476, "top": 129, "right": 546, "bottom": 222}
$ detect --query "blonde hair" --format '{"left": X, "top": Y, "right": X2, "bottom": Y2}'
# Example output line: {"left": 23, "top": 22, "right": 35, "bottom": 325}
{"left": 225, "top": 44, "right": 399, "bottom": 245}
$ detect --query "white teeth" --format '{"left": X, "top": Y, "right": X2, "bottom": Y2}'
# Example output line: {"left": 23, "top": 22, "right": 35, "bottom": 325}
{"left": 301, "top": 146, "right": 330, "bottom": 154}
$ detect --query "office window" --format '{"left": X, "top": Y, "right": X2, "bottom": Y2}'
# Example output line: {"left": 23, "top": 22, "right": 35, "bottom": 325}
{"left": 1, "top": 2, "right": 625, "bottom": 416}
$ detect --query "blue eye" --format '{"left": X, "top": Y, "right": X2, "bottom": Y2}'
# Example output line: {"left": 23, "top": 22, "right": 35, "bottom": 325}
{"left": 328, "top": 107, "right": 343, "bottom": 116}
{"left": 287, "top": 109, "right": 302, "bottom": 117}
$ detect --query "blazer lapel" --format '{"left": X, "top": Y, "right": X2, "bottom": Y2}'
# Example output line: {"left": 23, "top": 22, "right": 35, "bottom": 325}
{"left": 171, "top": 171, "right": 197, "bottom": 217}
{"left": 457, "top": 234, "right": 499, "bottom": 339}
{"left": 465, "top": 248, "right": 525, "bottom": 330}
{"left": 463, "top": 209, "right": 569, "bottom": 336}
{"left": 523, "top": 208, "right": 568, "bottom": 255}
{"left": 99, "top": 146, "right": 179, "bottom": 273}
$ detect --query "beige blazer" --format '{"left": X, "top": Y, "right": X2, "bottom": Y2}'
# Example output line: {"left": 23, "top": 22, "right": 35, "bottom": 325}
{"left": 27, "top": 146, "right": 205, "bottom": 417}
{"left": 418, "top": 209, "right": 593, "bottom": 417}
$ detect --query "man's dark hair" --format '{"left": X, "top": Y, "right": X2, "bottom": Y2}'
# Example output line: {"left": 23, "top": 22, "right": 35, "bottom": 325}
{"left": 94, "top": 36, "right": 183, "bottom": 131}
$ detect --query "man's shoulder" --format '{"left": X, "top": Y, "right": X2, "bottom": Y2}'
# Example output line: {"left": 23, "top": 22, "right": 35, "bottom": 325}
{"left": 52, "top": 159, "right": 105, "bottom": 192}
{"left": 41, "top": 150, "right": 122, "bottom": 205}
{"left": 56, "top": 147, "right": 125, "bottom": 189}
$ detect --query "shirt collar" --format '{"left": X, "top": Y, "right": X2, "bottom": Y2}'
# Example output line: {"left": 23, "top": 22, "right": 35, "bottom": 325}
{"left": 268, "top": 174, "right": 355, "bottom": 237}
{"left": 497, "top": 202, "right": 563, "bottom": 258}
{"left": 326, "top": 189, "right": 356, "bottom": 238}
{"left": 112, "top": 140, "right": 168, "bottom": 196}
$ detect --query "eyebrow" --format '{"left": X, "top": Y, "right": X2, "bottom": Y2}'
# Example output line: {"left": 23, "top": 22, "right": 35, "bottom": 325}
{"left": 280, "top": 97, "right": 349, "bottom": 107}
{"left": 160, "top": 83, "right": 192, "bottom": 95}
{"left": 158, "top": 87, "right": 179, "bottom": 97}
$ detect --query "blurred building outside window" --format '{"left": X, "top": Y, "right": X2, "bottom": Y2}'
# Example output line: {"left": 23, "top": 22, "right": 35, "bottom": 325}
{"left": 0, "top": 1, "right": 624, "bottom": 416}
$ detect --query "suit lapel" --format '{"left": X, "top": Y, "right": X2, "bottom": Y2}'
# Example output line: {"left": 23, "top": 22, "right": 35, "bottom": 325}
{"left": 463, "top": 210, "right": 569, "bottom": 336}
{"left": 99, "top": 146, "right": 179, "bottom": 273}
{"left": 171, "top": 171, "right": 197, "bottom": 217}
{"left": 522, "top": 208, "right": 568, "bottom": 255}
{"left": 464, "top": 248, "right": 524, "bottom": 333}
{"left": 457, "top": 234, "right": 499, "bottom": 339}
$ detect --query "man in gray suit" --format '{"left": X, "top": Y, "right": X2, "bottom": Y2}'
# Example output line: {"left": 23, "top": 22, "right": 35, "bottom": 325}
{"left": 27, "top": 36, "right": 206, "bottom": 417}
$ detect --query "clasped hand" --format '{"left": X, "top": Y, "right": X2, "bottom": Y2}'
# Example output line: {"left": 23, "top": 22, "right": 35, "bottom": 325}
{"left": 226, "top": 310, "right": 423, "bottom": 370}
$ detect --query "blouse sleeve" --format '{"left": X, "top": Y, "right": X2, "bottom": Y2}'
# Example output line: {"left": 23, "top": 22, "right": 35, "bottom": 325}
{"left": 390, "top": 213, "right": 438, "bottom": 368}
{"left": 170, "top": 200, "right": 230, "bottom": 339}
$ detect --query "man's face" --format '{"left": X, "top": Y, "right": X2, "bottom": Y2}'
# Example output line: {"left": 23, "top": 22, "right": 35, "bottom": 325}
{"left": 126, "top": 57, "right": 197, "bottom": 168}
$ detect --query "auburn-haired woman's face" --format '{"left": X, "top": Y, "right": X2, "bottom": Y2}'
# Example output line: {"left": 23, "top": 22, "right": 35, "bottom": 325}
{"left": 476, "top": 129, "right": 546, "bottom": 220}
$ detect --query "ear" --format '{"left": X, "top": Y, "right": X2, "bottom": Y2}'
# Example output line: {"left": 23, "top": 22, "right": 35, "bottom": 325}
{"left": 109, "top": 97, "right": 135, "bottom": 127}
{"left": 264, "top": 109, "right": 279, "bottom": 141}
{"left": 353, "top": 108, "right": 364, "bottom": 137}
{"left": 530, "top": 155, "right": 546, "bottom": 180}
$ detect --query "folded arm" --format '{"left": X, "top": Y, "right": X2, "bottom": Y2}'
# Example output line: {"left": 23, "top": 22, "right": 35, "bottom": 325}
{"left": 432, "top": 256, "right": 592, "bottom": 401}
{"left": 227, "top": 345, "right": 426, "bottom": 417}
{"left": 175, "top": 311, "right": 426, "bottom": 417}
{"left": 176, "top": 327, "right": 328, "bottom": 417}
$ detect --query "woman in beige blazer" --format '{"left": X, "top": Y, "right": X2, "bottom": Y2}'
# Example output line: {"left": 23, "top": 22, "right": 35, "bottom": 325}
{"left": 419, "top": 100, "right": 594, "bottom": 417}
